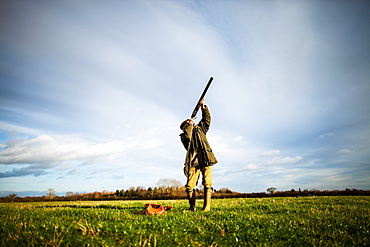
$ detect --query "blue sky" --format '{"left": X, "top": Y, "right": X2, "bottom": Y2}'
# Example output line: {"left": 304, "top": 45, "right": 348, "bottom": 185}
{"left": 1, "top": 0, "right": 369, "bottom": 197}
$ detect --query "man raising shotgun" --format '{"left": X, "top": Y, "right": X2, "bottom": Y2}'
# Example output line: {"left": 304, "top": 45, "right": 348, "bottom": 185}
{"left": 180, "top": 98, "right": 218, "bottom": 212}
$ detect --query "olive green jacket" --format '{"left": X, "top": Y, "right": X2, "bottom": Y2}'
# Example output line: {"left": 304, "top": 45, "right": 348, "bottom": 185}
{"left": 180, "top": 105, "right": 218, "bottom": 176}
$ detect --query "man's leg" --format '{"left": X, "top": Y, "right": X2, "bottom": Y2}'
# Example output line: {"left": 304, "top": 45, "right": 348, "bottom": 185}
{"left": 201, "top": 166, "right": 213, "bottom": 212}
{"left": 186, "top": 189, "right": 197, "bottom": 211}
{"left": 184, "top": 167, "right": 200, "bottom": 212}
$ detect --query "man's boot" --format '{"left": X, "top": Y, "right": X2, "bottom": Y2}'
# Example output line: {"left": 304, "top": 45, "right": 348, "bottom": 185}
{"left": 184, "top": 190, "right": 196, "bottom": 212}
{"left": 203, "top": 188, "right": 212, "bottom": 212}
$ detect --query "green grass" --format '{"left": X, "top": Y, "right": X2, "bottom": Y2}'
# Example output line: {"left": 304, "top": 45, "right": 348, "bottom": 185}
{"left": 1, "top": 196, "right": 369, "bottom": 246}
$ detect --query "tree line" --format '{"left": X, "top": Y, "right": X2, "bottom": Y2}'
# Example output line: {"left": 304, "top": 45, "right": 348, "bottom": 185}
{"left": 1, "top": 187, "right": 369, "bottom": 203}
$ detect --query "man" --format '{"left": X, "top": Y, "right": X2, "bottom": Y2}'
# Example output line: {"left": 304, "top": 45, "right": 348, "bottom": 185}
{"left": 180, "top": 99, "right": 218, "bottom": 212}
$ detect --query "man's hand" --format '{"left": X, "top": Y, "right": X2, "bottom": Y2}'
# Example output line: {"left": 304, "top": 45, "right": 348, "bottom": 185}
{"left": 187, "top": 118, "right": 195, "bottom": 125}
{"left": 199, "top": 99, "right": 206, "bottom": 109}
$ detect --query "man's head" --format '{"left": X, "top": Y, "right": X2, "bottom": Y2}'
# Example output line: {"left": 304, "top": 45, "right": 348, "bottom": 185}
{"left": 180, "top": 118, "right": 195, "bottom": 130}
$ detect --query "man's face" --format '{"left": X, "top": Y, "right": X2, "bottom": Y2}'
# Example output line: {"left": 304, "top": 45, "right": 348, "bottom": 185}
{"left": 182, "top": 119, "right": 195, "bottom": 130}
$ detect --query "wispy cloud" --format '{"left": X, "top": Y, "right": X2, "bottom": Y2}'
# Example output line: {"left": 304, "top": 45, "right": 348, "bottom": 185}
{"left": 262, "top": 150, "right": 281, "bottom": 157}
{"left": 336, "top": 149, "right": 355, "bottom": 154}
{"left": 319, "top": 133, "right": 334, "bottom": 138}
{"left": 0, "top": 134, "right": 127, "bottom": 165}
{"left": 267, "top": 156, "right": 303, "bottom": 166}
{"left": 0, "top": 134, "right": 138, "bottom": 180}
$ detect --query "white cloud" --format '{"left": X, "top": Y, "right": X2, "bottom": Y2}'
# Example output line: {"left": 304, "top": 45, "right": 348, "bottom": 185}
{"left": 141, "top": 139, "right": 163, "bottom": 150}
{"left": 319, "top": 133, "right": 334, "bottom": 138}
{"left": 0, "top": 134, "right": 127, "bottom": 166}
{"left": 261, "top": 150, "right": 281, "bottom": 157}
{"left": 267, "top": 156, "right": 303, "bottom": 165}
{"left": 336, "top": 149, "right": 355, "bottom": 154}
{"left": 243, "top": 163, "right": 259, "bottom": 171}
{"left": 235, "top": 136, "right": 243, "bottom": 142}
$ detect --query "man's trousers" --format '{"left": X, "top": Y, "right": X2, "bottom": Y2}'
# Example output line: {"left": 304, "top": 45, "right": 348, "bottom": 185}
{"left": 185, "top": 166, "right": 213, "bottom": 192}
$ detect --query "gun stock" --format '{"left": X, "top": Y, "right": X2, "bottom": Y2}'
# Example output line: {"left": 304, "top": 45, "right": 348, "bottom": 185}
{"left": 190, "top": 77, "right": 214, "bottom": 118}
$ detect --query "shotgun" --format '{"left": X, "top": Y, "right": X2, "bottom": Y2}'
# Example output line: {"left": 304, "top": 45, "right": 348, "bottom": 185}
{"left": 190, "top": 77, "right": 214, "bottom": 118}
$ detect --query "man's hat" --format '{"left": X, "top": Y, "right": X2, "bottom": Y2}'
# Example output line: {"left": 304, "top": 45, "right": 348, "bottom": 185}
{"left": 180, "top": 120, "right": 189, "bottom": 130}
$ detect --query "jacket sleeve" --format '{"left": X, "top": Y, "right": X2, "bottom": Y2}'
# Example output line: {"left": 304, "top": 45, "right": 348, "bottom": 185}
{"left": 197, "top": 105, "right": 211, "bottom": 133}
{"left": 179, "top": 123, "right": 193, "bottom": 150}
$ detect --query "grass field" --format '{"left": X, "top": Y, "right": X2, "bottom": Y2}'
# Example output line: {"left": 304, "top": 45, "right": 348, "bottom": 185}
{"left": 1, "top": 196, "right": 369, "bottom": 246}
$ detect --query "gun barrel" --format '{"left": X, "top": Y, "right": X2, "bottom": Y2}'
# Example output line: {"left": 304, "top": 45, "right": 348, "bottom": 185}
{"left": 191, "top": 77, "right": 213, "bottom": 118}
